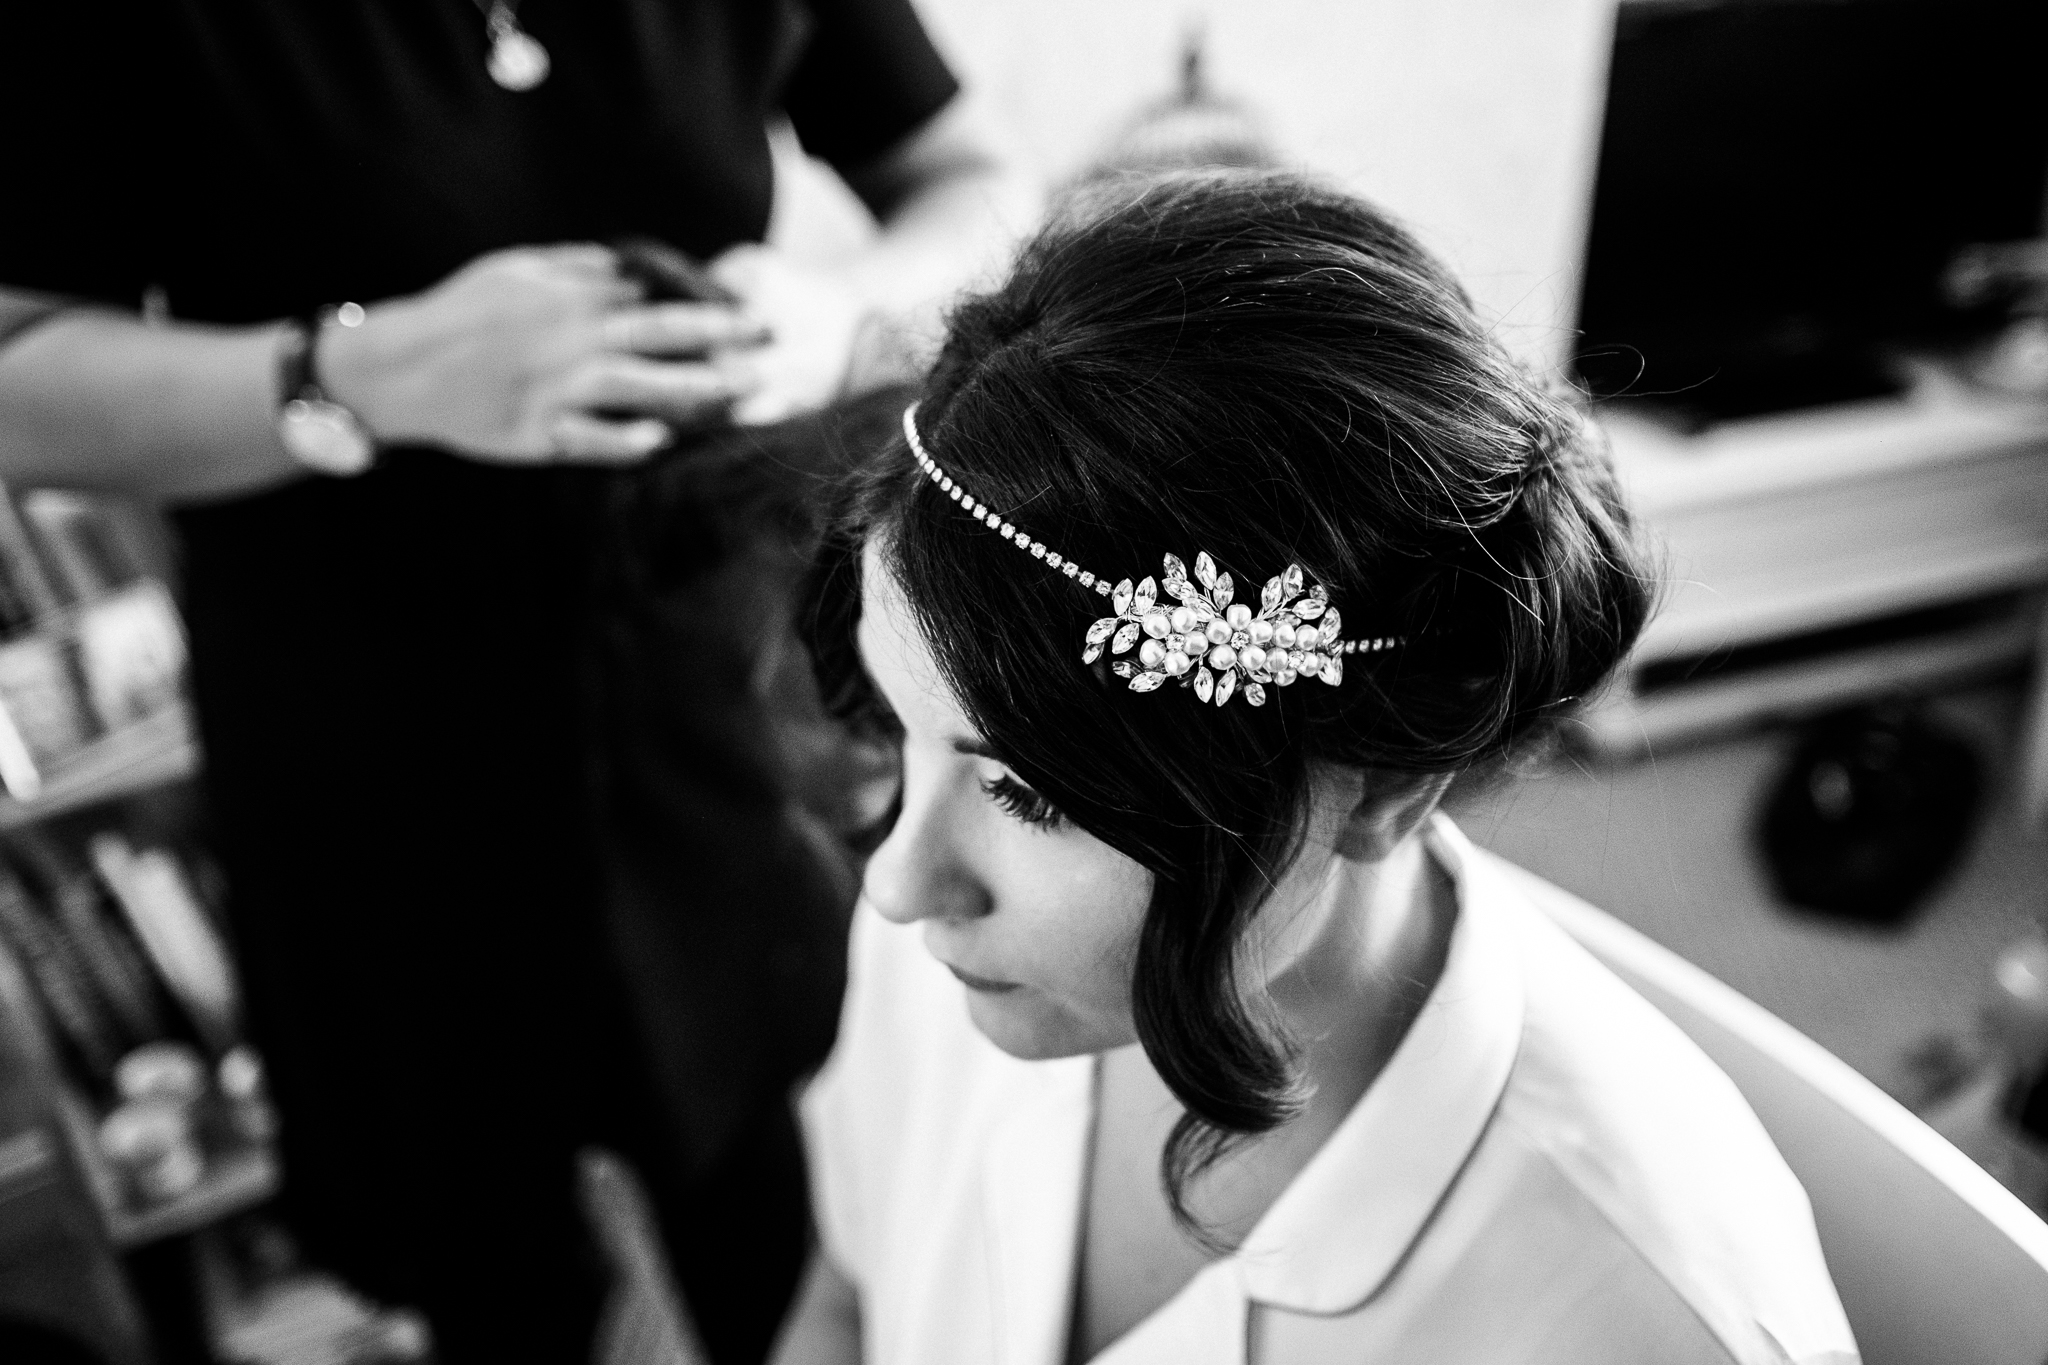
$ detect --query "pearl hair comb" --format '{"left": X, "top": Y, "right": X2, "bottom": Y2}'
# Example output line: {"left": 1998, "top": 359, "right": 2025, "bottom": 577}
{"left": 902, "top": 404, "right": 1404, "bottom": 707}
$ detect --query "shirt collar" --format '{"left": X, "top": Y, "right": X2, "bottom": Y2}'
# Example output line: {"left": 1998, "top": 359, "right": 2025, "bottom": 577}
{"left": 1231, "top": 814, "right": 1528, "bottom": 1315}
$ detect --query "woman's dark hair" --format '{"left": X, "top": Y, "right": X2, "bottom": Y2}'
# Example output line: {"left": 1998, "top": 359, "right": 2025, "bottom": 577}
{"left": 803, "top": 170, "right": 1653, "bottom": 1230}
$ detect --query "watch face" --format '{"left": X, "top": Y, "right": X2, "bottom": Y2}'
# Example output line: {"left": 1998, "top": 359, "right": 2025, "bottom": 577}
{"left": 280, "top": 399, "right": 375, "bottom": 475}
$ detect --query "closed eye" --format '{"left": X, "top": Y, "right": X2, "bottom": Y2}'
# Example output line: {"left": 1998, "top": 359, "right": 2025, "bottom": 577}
{"left": 980, "top": 773, "right": 1065, "bottom": 830}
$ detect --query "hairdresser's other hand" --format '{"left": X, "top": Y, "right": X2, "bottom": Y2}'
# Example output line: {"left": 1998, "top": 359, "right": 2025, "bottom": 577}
{"left": 711, "top": 244, "right": 870, "bottom": 427}
{"left": 321, "top": 244, "right": 770, "bottom": 464}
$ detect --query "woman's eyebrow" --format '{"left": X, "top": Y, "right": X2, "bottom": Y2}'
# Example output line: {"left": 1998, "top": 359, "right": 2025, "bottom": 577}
{"left": 950, "top": 737, "right": 999, "bottom": 760}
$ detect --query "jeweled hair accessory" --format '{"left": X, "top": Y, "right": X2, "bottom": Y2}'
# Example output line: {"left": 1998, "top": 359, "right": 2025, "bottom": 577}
{"left": 902, "top": 404, "right": 1404, "bottom": 707}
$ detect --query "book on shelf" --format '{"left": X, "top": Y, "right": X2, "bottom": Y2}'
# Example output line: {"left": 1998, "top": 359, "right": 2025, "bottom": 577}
{"left": 90, "top": 834, "right": 240, "bottom": 1057}
{"left": 10, "top": 830, "right": 169, "bottom": 1045}
{"left": 0, "top": 860, "right": 124, "bottom": 1085}
{"left": 73, "top": 581, "right": 187, "bottom": 732}
{"left": 0, "top": 632, "right": 94, "bottom": 799}
{"left": 0, "top": 484, "right": 190, "bottom": 801}
{"left": 0, "top": 477, "right": 66, "bottom": 626}
{"left": 17, "top": 489, "right": 152, "bottom": 607}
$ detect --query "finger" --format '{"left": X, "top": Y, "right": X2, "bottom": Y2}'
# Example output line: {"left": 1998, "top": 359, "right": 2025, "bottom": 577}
{"left": 602, "top": 302, "right": 771, "bottom": 356}
{"left": 709, "top": 243, "right": 769, "bottom": 295}
{"left": 546, "top": 413, "right": 671, "bottom": 464}
{"left": 486, "top": 245, "right": 641, "bottom": 306}
{"left": 564, "top": 355, "right": 759, "bottom": 424}
{"left": 536, "top": 243, "right": 623, "bottom": 275}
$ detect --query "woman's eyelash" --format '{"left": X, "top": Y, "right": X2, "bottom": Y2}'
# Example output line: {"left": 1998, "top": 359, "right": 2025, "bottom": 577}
{"left": 980, "top": 773, "right": 1064, "bottom": 830}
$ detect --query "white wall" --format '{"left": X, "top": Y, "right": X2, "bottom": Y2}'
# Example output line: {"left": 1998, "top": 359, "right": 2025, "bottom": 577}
{"left": 914, "top": 0, "right": 1616, "bottom": 371}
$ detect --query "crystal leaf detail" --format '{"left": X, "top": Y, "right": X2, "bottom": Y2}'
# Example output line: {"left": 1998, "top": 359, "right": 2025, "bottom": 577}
{"left": 1075, "top": 554, "right": 1352, "bottom": 706}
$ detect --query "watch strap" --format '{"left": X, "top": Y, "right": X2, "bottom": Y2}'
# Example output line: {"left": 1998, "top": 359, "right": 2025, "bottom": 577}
{"left": 278, "top": 309, "right": 340, "bottom": 405}
{"left": 276, "top": 308, "right": 378, "bottom": 476}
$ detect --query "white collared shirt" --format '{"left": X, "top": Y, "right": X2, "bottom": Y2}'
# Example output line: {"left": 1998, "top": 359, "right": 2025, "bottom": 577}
{"left": 801, "top": 817, "right": 1861, "bottom": 1365}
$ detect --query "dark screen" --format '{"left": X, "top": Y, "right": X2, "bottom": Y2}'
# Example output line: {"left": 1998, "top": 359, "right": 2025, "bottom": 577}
{"left": 1574, "top": 0, "right": 2048, "bottom": 422}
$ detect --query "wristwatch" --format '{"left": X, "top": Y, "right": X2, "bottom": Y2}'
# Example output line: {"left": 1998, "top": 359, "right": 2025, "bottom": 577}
{"left": 277, "top": 305, "right": 377, "bottom": 476}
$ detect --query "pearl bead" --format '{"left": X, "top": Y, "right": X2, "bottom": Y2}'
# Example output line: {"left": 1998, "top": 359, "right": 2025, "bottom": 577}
{"left": 1205, "top": 619, "right": 1232, "bottom": 646}
{"left": 1274, "top": 666, "right": 1298, "bottom": 687}
{"left": 1207, "top": 644, "right": 1237, "bottom": 671}
{"left": 1299, "top": 651, "right": 1323, "bottom": 676}
{"left": 1248, "top": 619, "right": 1274, "bottom": 646}
{"left": 1273, "top": 622, "right": 1297, "bottom": 649}
{"left": 1239, "top": 645, "right": 1267, "bottom": 673}
{"left": 1164, "top": 650, "right": 1191, "bottom": 676}
{"left": 1143, "top": 611, "right": 1172, "bottom": 639}
{"left": 1225, "top": 604, "right": 1253, "bottom": 629}
{"left": 1170, "top": 606, "right": 1195, "bottom": 634}
{"left": 1139, "top": 639, "right": 1166, "bottom": 668}
{"left": 1295, "top": 625, "right": 1320, "bottom": 650}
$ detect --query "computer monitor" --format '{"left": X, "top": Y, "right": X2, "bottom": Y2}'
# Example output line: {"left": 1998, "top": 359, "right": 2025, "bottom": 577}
{"left": 1573, "top": 0, "right": 2048, "bottom": 426}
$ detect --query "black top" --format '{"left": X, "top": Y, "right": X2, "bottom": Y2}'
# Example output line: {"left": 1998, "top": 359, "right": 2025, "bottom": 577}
{"left": 3, "top": 6, "right": 953, "bottom": 1362}
{"left": 8, "top": 0, "right": 954, "bottom": 312}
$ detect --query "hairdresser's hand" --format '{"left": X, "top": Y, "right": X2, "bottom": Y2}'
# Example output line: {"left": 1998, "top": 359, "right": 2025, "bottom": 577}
{"left": 711, "top": 244, "right": 871, "bottom": 427}
{"left": 321, "top": 244, "right": 770, "bottom": 464}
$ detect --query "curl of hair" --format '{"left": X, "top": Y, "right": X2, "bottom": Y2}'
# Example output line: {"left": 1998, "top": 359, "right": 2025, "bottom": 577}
{"left": 802, "top": 170, "right": 1653, "bottom": 1237}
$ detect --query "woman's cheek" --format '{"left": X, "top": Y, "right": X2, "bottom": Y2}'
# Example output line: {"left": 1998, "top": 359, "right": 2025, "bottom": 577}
{"left": 1045, "top": 852, "right": 1152, "bottom": 1010}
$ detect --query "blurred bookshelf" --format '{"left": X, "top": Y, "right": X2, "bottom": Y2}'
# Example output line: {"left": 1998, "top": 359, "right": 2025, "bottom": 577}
{"left": 105, "top": 1145, "right": 279, "bottom": 1252}
{"left": 0, "top": 704, "right": 199, "bottom": 833}
{"left": 0, "top": 485, "right": 300, "bottom": 1363}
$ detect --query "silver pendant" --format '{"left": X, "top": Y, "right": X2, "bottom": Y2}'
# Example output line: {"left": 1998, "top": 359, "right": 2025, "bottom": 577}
{"left": 486, "top": 4, "right": 550, "bottom": 91}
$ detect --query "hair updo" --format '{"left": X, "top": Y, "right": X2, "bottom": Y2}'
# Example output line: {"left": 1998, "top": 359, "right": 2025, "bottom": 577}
{"left": 804, "top": 169, "right": 1653, "bottom": 1228}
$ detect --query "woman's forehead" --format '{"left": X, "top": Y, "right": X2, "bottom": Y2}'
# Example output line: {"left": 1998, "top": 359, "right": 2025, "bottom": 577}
{"left": 858, "top": 542, "right": 981, "bottom": 746}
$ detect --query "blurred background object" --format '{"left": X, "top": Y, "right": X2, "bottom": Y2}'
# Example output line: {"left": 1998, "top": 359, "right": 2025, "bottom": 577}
{"left": 1068, "top": 25, "right": 1276, "bottom": 185}
{"left": 775, "top": 0, "right": 1613, "bottom": 369}
{"left": 1757, "top": 703, "right": 1982, "bottom": 928}
{"left": 1574, "top": 0, "right": 2047, "bottom": 427}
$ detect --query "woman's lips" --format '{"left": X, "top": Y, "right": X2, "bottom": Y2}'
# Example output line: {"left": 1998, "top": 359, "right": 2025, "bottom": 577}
{"left": 946, "top": 964, "right": 1022, "bottom": 994}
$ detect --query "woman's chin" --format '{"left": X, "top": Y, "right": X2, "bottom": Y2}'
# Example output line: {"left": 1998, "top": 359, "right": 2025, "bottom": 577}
{"left": 961, "top": 988, "right": 1123, "bottom": 1061}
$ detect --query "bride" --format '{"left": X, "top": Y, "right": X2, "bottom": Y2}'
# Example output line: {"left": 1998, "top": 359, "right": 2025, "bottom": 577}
{"left": 769, "top": 171, "right": 1859, "bottom": 1365}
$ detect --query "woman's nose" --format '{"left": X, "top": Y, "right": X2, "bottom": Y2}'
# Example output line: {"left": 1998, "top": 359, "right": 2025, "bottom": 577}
{"left": 862, "top": 773, "right": 988, "bottom": 926}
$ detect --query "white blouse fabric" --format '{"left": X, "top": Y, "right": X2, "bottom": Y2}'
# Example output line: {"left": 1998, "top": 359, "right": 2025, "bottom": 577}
{"left": 800, "top": 816, "right": 1862, "bottom": 1365}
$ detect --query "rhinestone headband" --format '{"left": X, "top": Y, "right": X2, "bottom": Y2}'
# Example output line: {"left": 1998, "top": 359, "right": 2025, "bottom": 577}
{"left": 902, "top": 404, "right": 1404, "bottom": 708}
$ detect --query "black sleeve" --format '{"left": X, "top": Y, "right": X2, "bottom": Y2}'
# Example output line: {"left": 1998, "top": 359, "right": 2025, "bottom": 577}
{"left": 779, "top": 0, "right": 962, "bottom": 172}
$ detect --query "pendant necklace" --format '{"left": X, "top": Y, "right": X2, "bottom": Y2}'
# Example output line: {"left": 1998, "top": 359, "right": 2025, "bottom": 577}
{"left": 473, "top": 0, "right": 550, "bottom": 92}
